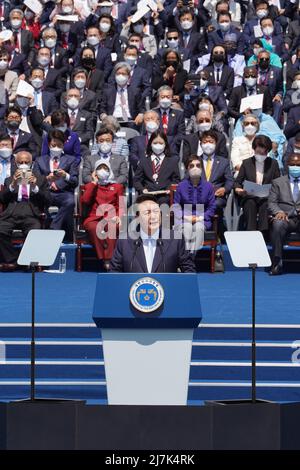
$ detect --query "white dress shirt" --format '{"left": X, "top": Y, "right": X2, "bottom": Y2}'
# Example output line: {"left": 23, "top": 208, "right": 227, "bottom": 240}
{"left": 255, "top": 160, "right": 264, "bottom": 185}
{"left": 113, "top": 86, "right": 131, "bottom": 120}
{"left": 140, "top": 228, "right": 159, "bottom": 273}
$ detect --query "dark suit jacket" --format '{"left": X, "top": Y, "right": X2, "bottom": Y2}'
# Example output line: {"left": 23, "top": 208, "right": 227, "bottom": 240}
{"left": 9, "top": 51, "right": 30, "bottom": 76}
{"left": 0, "top": 125, "right": 37, "bottom": 158}
{"left": 182, "top": 132, "right": 228, "bottom": 162}
{"left": 208, "top": 27, "right": 245, "bottom": 54}
{"left": 110, "top": 232, "right": 196, "bottom": 273}
{"left": 40, "top": 91, "right": 58, "bottom": 117}
{"left": 69, "top": 109, "right": 95, "bottom": 147}
{"left": 0, "top": 173, "right": 50, "bottom": 219}
{"left": 201, "top": 154, "right": 234, "bottom": 195}
{"left": 154, "top": 107, "right": 185, "bottom": 151}
{"left": 284, "top": 105, "right": 300, "bottom": 139}
{"left": 100, "top": 84, "right": 145, "bottom": 119}
{"left": 178, "top": 31, "right": 206, "bottom": 56}
{"left": 235, "top": 156, "right": 281, "bottom": 190}
{"left": 34, "top": 154, "right": 79, "bottom": 192}
{"left": 228, "top": 84, "right": 273, "bottom": 120}
{"left": 108, "top": 65, "right": 152, "bottom": 100}
{"left": 86, "top": 68, "right": 105, "bottom": 103}
{"left": 184, "top": 85, "right": 228, "bottom": 118}
{"left": 43, "top": 67, "right": 66, "bottom": 99}
{"left": 152, "top": 68, "right": 188, "bottom": 96}
{"left": 133, "top": 154, "right": 180, "bottom": 193}
{"left": 20, "top": 30, "right": 35, "bottom": 65}
{"left": 242, "top": 18, "right": 282, "bottom": 44}
{"left": 283, "top": 89, "right": 300, "bottom": 113}
{"left": 61, "top": 89, "right": 98, "bottom": 118}
{"left": 203, "top": 64, "right": 234, "bottom": 98}
{"left": 268, "top": 174, "right": 300, "bottom": 216}
{"left": 257, "top": 65, "right": 283, "bottom": 98}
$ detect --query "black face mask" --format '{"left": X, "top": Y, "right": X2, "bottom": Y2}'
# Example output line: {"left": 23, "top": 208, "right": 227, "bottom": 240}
{"left": 166, "top": 60, "right": 178, "bottom": 69}
{"left": 6, "top": 120, "right": 20, "bottom": 130}
{"left": 81, "top": 57, "right": 96, "bottom": 69}
{"left": 213, "top": 53, "right": 225, "bottom": 63}
{"left": 259, "top": 58, "right": 270, "bottom": 70}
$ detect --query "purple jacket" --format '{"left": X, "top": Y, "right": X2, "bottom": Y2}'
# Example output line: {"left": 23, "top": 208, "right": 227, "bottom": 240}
{"left": 174, "top": 178, "right": 216, "bottom": 230}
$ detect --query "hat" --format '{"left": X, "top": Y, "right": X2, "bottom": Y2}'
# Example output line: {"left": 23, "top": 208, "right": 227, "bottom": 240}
{"left": 0, "top": 30, "right": 13, "bottom": 42}
{"left": 94, "top": 158, "right": 111, "bottom": 173}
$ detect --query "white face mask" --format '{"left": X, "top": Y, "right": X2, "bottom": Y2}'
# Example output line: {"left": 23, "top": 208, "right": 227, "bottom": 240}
{"left": 115, "top": 74, "right": 128, "bottom": 86}
{"left": 201, "top": 143, "right": 216, "bottom": 155}
{"left": 31, "top": 78, "right": 44, "bottom": 89}
{"left": 167, "top": 38, "right": 179, "bottom": 48}
{"left": 96, "top": 168, "right": 110, "bottom": 181}
{"left": 262, "top": 26, "right": 274, "bottom": 36}
{"left": 294, "top": 147, "right": 300, "bottom": 154}
{"left": 189, "top": 167, "right": 202, "bottom": 178}
{"left": 255, "top": 153, "right": 267, "bottom": 163}
{"left": 197, "top": 122, "right": 212, "bottom": 133}
{"left": 159, "top": 98, "right": 172, "bottom": 109}
{"left": 99, "top": 142, "right": 112, "bottom": 154}
{"left": 44, "top": 38, "right": 56, "bottom": 49}
{"left": 145, "top": 121, "right": 159, "bottom": 133}
{"left": 0, "top": 148, "right": 12, "bottom": 159}
{"left": 199, "top": 79, "right": 208, "bottom": 89}
{"left": 219, "top": 22, "right": 230, "bottom": 32}
{"left": 74, "top": 79, "right": 86, "bottom": 89}
{"left": 99, "top": 21, "right": 111, "bottom": 33}
{"left": 50, "top": 147, "right": 63, "bottom": 158}
{"left": 151, "top": 143, "right": 165, "bottom": 155}
{"left": 38, "top": 56, "right": 50, "bottom": 67}
{"left": 181, "top": 20, "right": 193, "bottom": 30}
{"left": 293, "top": 80, "right": 300, "bottom": 89}
{"left": 0, "top": 60, "right": 8, "bottom": 70}
{"left": 244, "top": 124, "right": 257, "bottom": 136}
{"left": 62, "top": 6, "right": 73, "bottom": 14}
{"left": 124, "top": 55, "right": 137, "bottom": 66}
{"left": 256, "top": 9, "right": 268, "bottom": 18}
{"left": 10, "top": 19, "right": 22, "bottom": 29}
{"left": 67, "top": 97, "right": 79, "bottom": 109}
{"left": 18, "top": 163, "right": 31, "bottom": 171}
{"left": 244, "top": 77, "right": 257, "bottom": 88}
{"left": 87, "top": 36, "right": 100, "bottom": 46}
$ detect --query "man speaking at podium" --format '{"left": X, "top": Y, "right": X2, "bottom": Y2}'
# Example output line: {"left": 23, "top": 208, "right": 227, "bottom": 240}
{"left": 110, "top": 194, "right": 195, "bottom": 273}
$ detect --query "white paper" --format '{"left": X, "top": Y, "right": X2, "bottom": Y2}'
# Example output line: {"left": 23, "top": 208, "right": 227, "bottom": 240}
{"left": 56, "top": 14, "right": 79, "bottom": 22}
{"left": 243, "top": 180, "right": 271, "bottom": 198}
{"left": 240, "top": 93, "right": 264, "bottom": 113}
{"left": 16, "top": 80, "right": 34, "bottom": 98}
{"left": 131, "top": 5, "right": 150, "bottom": 23}
{"left": 111, "top": 52, "right": 118, "bottom": 62}
{"left": 24, "top": 0, "right": 43, "bottom": 15}
{"left": 147, "top": 0, "right": 158, "bottom": 11}
{"left": 253, "top": 24, "right": 263, "bottom": 38}
{"left": 183, "top": 59, "right": 191, "bottom": 73}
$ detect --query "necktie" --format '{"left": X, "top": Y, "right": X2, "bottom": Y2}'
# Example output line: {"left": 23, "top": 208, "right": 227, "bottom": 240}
{"left": 293, "top": 178, "right": 300, "bottom": 202}
{"left": 248, "top": 87, "right": 255, "bottom": 96}
{"left": 21, "top": 184, "right": 28, "bottom": 201}
{"left": 34, "top": 90, "right": 40, "bottom": 108}
{"left": 153, "top": 156, "right": 161, "bottom": 175}
{"left": 70, "top": 111, "right": 76, "bottom": 128}
{"left": 13, "top": 31, "right": 20, "bottom": 51}
{"left": 119, "top": 88, "right": 128, "bottom": 122}
{"left": 10, "top": 132, "right": 17, "bottom": 149}
{"left": 162, "top": 112, "right": 168, "bottom": 134}
{"left": 146, "top": 238, "right": 155, "bottom": 273}
{"left": 183, "top": 33, "right": 189, "bottom": 48}
{"left": 205, "top": 156, "right": 212, "bottom": 181}
{"left": 62, "top": 33, "right": 68, "bottom": 49}
{"left": 216, "top": 68, "right": 221, "bottom": 84}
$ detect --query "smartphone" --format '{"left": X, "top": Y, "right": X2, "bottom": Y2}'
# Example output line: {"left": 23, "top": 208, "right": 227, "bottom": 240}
{"left": 187, "top": 74, "right": 201, "bottom": 88}
{"left": 53, "top": 169, "right": 59, "bottom": 176}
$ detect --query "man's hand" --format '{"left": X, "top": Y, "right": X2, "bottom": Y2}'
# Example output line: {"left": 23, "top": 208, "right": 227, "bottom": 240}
{"left": 143, "top": 188, "right": 149, "bottom": 194}
{"left": 235, "top": 187, "right": 247, "bottom": 196}
{"left": 273, "top": 94, "right": 282, "bottom": 103}
{"left": 56, "top": 169, "right": 67, "bottom": 179}
{"left": 134, "top": 113, "right": 144, "bottom": 126}
{"left": 28, "top": 174, "right": 37, "bottom": 188}
{"left": 274, "top": 211, "right": 288, "bottom": 221}
{"left": 184, "top": 80, "right": 194, "bottom": 93}
{"left": 11, "top": 169, "right": 22, "bottom": 188}
{"left": 163, "top": 65, "right": 176, "bottom": 80}
{"left": 215, "top": 187, "right": 226, "bottom": 197}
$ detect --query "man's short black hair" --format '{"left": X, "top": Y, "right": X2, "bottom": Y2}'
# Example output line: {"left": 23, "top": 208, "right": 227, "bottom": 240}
{"left": 136, "top": 194, "right": 159, "bottom": 205}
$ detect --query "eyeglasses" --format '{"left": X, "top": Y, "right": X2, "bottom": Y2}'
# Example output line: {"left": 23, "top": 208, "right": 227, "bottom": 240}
{"left": 189, "top": 163, "right": 201, "bottom": 168}
{"left": 244, "top": 122, "right": 257, "bottom": 126}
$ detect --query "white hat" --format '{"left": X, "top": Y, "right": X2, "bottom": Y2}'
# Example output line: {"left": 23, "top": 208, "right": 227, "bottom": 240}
{"left": 94, "top": 158, "right": 111, "bottom": 173}
{"left": 0, "top": 30, "right": 13, "bottom": 42}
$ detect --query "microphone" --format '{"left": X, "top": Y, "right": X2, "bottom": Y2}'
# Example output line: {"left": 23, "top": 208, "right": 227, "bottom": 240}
{"left": 157, "top": 239, "right": 166, "bottom": 273}
{"left": 130, "top": 238, "right": 141, "bottom": 272}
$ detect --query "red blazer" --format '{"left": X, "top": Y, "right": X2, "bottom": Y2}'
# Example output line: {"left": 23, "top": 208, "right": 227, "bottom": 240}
{"left": 81, "top": 182, "right": 125, "bottom": 223}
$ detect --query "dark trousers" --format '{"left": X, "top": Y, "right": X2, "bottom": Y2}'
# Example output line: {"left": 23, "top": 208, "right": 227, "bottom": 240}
{"left": 0, "top": 208, "right": 41, "bottom": 263}
{"left": 50, "top": 191, "right": 75, "bottom": 240}
{"left": 242, "top": 197, "right": 268, "bottom": 231}
{"left": 270, "top": 218, "right": 300, "bottom": 260}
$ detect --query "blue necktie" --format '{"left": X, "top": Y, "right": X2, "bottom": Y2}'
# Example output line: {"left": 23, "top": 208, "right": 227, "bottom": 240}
{"left": 293, "top": 178, "right": 300, "bottom": 202}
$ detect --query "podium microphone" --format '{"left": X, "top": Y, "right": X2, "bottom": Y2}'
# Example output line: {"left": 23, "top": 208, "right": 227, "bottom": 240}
{"left": 157, "top": 239, "right": 166, "bottom": 273}
{"left": 130, "top": 238, "right": 141, "bottom": 272}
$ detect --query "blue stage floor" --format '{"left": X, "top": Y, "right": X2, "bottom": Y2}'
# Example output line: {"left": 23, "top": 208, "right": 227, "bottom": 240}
{"left": 0, "top": 270, "right": 298, "bottom": 325}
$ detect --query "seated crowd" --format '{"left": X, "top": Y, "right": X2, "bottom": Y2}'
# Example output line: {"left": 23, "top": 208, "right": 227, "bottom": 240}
{"left": 1, "top": 0, "right": 300, "bottom": 275}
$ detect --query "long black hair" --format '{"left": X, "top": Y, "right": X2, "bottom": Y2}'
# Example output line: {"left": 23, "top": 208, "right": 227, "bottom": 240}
{"left": 146, "top": 130, "right": 171, "bottom": 158}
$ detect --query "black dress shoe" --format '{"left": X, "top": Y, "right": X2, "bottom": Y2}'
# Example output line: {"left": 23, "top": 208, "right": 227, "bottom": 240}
{"left": 269, "top": 261, "right": 283, "bottom": 276}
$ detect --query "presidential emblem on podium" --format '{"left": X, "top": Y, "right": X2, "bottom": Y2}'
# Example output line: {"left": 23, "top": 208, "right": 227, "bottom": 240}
{"left": 129, "top": 277, "right": 164, "bottom": 313}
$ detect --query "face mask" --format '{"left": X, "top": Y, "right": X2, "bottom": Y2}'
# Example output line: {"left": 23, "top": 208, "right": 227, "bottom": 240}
{"left": 18, "top": 163, "right": 31, "bottom": 171}
{"left": 115, "top": 74, "right": 128, "bottom": 86}
{"left": 67, "top": 97, "right": 79, "bottom": 109}
{"left": 219, "top": 22, "right": 230, "bottom": 32}
{"left": 181, "top": 20, "right": 193, "bottom": 30}
{"left": 255, "top": 153, "right": 267, "bottom": 163}
{"left": 99, "top": 142, "right": 112, "bottom": 154}
{"left": 50, "top": 147, "right": 63, "bottom": 158}
{"left": 87, "top": 36, "right": 100, "bottom": 46}
{"left": 199, "top": 102, "right": 210, "bottom": 111}
{"left": 99, "top": 21, "right": 111, "bottom": 33}
{"left": 293, "top": 80, "right": 300, "bottom": 89}
{"left": 59, "top": 23, "right": 71, "bottom": 33}
{"left": 124, "top": 55, "right": 137, "bottom": 66}
{"left": 96, "top": 168, "right": 110, "bottom": 182}
{"left": 256, "top": 9, "right": 268, "bottom": 18}
{"left": 55, "top": 125, "right": 68, "bottom": 133}
{"left": 197, "top": 122, "right": 212, "bottom": 133}
{"left": 16, "top": 96, "right": 30, "bottom": 108}
{"left": 201, "top": 143, "right": 216, "bottom": 155}
{"left": 151, "top": 143, "right": 165, "bottom": 155}
{"left": 294, "top": 147, "right": 300, "bottom": 154}
{"left": 253, "top": 47, "right": 262, "bottom": 57}
{"left": 133, "top": 24, "right": 144, "bottom": 34}
{"left": 145, "top": 121, "right": 159, "bottom": 133}
{"left": 0, "top": 148, "right": 12, "bottom": 159}
{"left": 166, "top": 60, "right": 178, "bottom": 69}
{"left": 244, "top": 124, "right": 257, "bottom": 136}
{"left": 44, "top": 38, "right": 56, "bottom": 49}
{"left": 288, "top": 166, "right": 300, "bottom": 178}
{"left": 6, "top": 120, "right": 20, "bottom": 130}
{"left": 74, "top": 79, "right": 86, "bottom": 89}
{"left": 0, "top": 60, "right": 8, "bottom": 70}
{"left": 259, "top": 58, "right": 270, "bottom": 69}
{"left": 31, "top": 78, "right": 44, "bottom": 89}
{"left": 167, "top": 39, "right": 179, "bottom": 48}
{"left": 262, "top": 26, "right": 274, "bottom": 36}
{"left": 213, "top": 53, "right": 225, "bottom": 63}
{"left": 159, "top": 98, "right": 172, "bottom": 109}
{"left": 38, "top": 56, "right": 50, "bottom": 67}
{"left": 199, "top": 79, "right": 208, "bottom": 89}
{"left": 82, "top": 57, "right": 96, "bottom": 69}
{"left": 189, "top": 167, "right": 202, "bottom": 178}
{"left": 62, "top": 6, "right": 73, "bottom": 14}
{"left": 10, "top": 19, "right": 22, "bottom": 29}
{"left": 244, "top": 77, "right": 257, "bottom": 88}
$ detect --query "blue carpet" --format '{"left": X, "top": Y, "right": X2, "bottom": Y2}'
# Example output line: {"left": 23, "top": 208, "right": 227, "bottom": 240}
{"left": 0, "top": 270, "right": 299, "bottom": 324}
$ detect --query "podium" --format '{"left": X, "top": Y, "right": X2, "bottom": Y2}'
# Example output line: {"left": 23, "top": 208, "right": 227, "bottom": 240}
{"left": 93, "top": 273, "right": 202, "bottom": 406}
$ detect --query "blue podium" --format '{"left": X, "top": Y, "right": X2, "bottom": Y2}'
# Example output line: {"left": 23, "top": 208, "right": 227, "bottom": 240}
{"left": 93, "top": 273, "right": 202, "bottom": 405}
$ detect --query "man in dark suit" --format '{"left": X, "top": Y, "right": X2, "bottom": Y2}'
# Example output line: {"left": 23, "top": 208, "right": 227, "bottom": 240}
{"left": 60, "top": 68, "right": 98, "bottom": 119}
{"left": 182, "top": 110, "right": 228, "bottom": 161}
{"left": 284, "top": 104, "right": 300, "bottom": 140}
{"left": 33, "top": 47, "right": 66, "bottom": 100}
{"left": 268, "top": 153, "right": 300, "bottom": 275}
{"left": 110, "top": 194, "right": 195, "bottom": 273}
{"left": 29, "top": 67, "right": 58, "bottom": 119}
{"left": 8, "top": 8, "right": 35, "bottom": 65}
{"left": 228, "top": 66, "right": 273, "bottom": 120}
{"left": 203, "top": 47, "right": 235, "bottom": 99}
{"left": 8, "top": 50, "right": 30, "bottom": 76}
{"left": 208, "top": 12, "right": 245, "bottom": 54}
{"left": 242, "top": 1, "right": 282, "bottom": 45}
{"left": 176, "top": 9, "right": 206, "bottom": 56}
{"left": 34, "top": 129, "right": 79, "bottom": 240}
{"left": 0, "top": 150, "right": 50, "bottom": 270}
{"left": 156, "top": 28, "right": 191, "bottom": 66}
{"left": 40, "top": 27, "right": 69, "bottom": 71}
{"left": 127, "top": 33, "right": 154, "bottom": 76}
{"left": 0, "top": 107, "right": 37, "bottom": 158}
{"left": 256, "top": 49, "right": 283, "bottom": 123}
{"left": 285, "top": 17, "right": 300, "bottom": 54}
{"left": 82, "top": 26, "right": 113, "bottom": 80}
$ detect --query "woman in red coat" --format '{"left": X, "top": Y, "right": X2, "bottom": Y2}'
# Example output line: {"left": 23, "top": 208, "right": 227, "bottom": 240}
{"left": 81, "top": 160, "right": 125, "bottom": 270}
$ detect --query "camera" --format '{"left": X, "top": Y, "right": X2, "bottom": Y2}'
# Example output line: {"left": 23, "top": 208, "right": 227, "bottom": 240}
{"left": 53, "top": 169, "right": 59, "bottom": 176}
